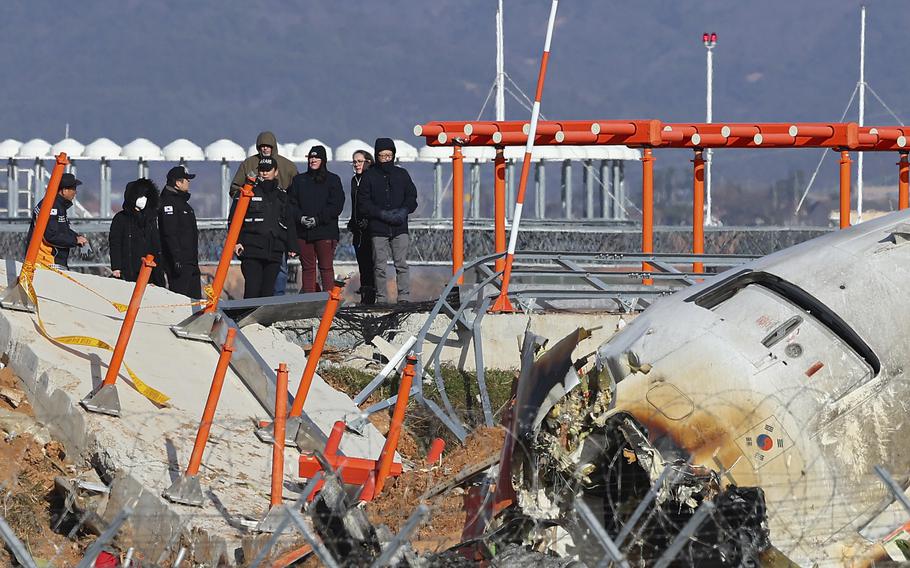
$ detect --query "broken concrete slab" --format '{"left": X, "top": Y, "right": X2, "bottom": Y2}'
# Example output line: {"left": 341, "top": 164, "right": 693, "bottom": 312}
{"left": 0, "top": 261, "right": 390, "bottom": 564}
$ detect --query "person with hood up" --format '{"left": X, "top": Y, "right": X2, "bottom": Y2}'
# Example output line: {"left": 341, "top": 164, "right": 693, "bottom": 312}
{"left": 348, "top": 149, "right": 376, "bottom": 304}
{"left": 109, "top": 178, "right": 166, "bottom": 286}
{"left": 230, "top": 131, "right": 299, "bottom": 297}
{"left": 229, "top": 131, "right": 298, "bottom": 197}
{"left": 356, "top": 138, "right": 418, "bottom": 304}
{"left": 26, "top": 173, "right": 89, "bottom": 269}
{"left": 159, "top": 166, "right": 201, "bottom": 298}
{"left": 233, "top": 156, "right": 299, "bottom": 298}
{"left": 288, "top": 145, "right": 344, "bottom": 293}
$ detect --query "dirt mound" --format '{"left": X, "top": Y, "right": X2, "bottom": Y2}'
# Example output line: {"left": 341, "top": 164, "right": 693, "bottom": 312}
{"left": 0, "top": 367, "right": 88, "bottom": 566}
{"left": 366, "top": 426, "right": 506, "bottom": 554}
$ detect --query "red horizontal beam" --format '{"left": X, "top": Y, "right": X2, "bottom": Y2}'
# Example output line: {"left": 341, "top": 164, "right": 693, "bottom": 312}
{"left": 416, "top": 120, "right": 910, "bottom": 151}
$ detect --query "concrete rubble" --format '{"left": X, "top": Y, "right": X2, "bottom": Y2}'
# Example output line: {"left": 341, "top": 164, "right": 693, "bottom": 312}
{"left": 0, "top": 260, "right": 390, "bottom": 565}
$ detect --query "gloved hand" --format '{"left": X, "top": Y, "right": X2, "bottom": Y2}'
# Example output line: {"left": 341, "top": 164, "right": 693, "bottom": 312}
{"left": 378, "top": 210, "right": 397, "bottom": 224}
{"left": 173, "top": 261, "right": 183, "bottom": 277}
{"left": 300, "top": 216, "right": 317, "bottom": 228}
{"left": 389, "top": 208, "right": 408, "bottom": 225}
{"left": 77, "top": 241, "right": 93, "bottom": 260}
{"left": 357, "top": 218, "right": 369, "bottom": 229}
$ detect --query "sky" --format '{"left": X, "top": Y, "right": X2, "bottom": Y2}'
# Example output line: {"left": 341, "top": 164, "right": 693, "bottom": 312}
{"left": 3, "top": 0, "right": 909, "bottom": 219}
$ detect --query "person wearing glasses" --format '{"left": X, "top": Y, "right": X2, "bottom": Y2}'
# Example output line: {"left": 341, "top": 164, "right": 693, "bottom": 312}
{"left": 26, "top": 173, "right": 88, "bottom": 269}
{"left": 348, "top": 150, "right": 376, "bottom": 304}
{"left": 288, "top": 145, "right": 344, "bottom": 293}
{"left": 356, "top": 138, "right": 418, "bottom": 304}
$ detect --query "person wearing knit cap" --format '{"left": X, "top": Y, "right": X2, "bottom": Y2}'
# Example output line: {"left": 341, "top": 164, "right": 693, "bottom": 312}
{"left": 355, "top": 138, "right": 418, "bottom": 304}
{"left": 288, "top": 145, "right": 345, "bottom": 293}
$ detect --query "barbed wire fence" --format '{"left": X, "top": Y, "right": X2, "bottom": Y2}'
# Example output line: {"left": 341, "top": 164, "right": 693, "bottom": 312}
{"left": 1, "top": 365, "right": 909, "bottom": 568}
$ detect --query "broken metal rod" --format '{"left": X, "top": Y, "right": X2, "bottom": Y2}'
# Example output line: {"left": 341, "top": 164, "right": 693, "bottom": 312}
{"left": 375, "top": 354, "right": 417, "bottom": 495}
{"left": 369, "top": 503, "right": 430, "bottom": 568}
{"left": 76, "top": 506, "right": 134, "bottom": 568}
{"left": 651, "top": 501, "right": 716, "bottom": 568}
{"left": 616, "top": 463, "right": 674, "bottom": 547}
{"left": 0, "top": 514, "right": 39, "bottom": 568}
{"left": 249, "top": 473, "right": 324, "bottom": 568}
{"left": 288, "top": 279, "right": 345, "bottom": 418}
{"left": 874, "top": 465, "right": 910, "bottom": 517}
{"left": 575, "top": 499, "right": 630, "bottom": 568}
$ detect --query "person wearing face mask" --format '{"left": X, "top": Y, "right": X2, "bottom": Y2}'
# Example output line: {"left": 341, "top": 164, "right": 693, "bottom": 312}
{"left": 356, "top": 138, "right": 418, "bottom": 304}
{"left": 108, "top": 178, "right": 166, "bottom": 286}
{"left": 348, "top": 150, "right": 376, "bottom": 305}
{"left": 233, "top": 157, "right": 299, "bottom": 298}
{"left": 288, "top": 145, "right": 344, "bottom": 293}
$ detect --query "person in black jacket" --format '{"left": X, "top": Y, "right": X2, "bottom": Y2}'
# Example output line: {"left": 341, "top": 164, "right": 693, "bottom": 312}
{"left": 348, "top": 149, "right": 375, "bottom": 304}
{"left": 109, "top": 178, "right": 166, "bottom": 286}
{"left": 356, "top": 138, "right": 418, "bottom": 304}
{"left": 288, "top": 145, "right": 344, "bottom": 293}
{"left": 26, "top": 173, "right": 88, "bottom": 269}
{"left": 234, "top": 157, "right": 299, "bottom": 298}
{"left": 158, "top": 166, "right": 201, "bottom": 298}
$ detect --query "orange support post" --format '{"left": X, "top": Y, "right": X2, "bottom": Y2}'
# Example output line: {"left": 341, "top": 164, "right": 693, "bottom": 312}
{"left": 185, "top": 328, "right": 236, "bottom": 476}
{"left": 102, "top": 255, "right": 156, "bottom": 387}
{"left": 288, "top": 279, "right": 345, "bottom": 418}
{"left": 899, "top": 152, "right": 909, "bottom": 210}
{"left": 270, "top": 363, "right": 289, "bottom": 508}
{"left": 20, "top": 153, "right": 68, "bottom": 282}
{"left": 374, "top": 354, "right": 417, "bottom": 496}
{"left": 205, "top": 176, "right": 256, "bottom": 313}
{"left": 452, "top": 145, "right": 465, "bottom": 284}
{"left": 494, "top": 147, "right": 507, "bottom": 274}
{"left": 426, "top": 438, "right": 445, "bottom": 465}
{"left": 840, "top": 150, "right": 852, "bottom": 229}
{"left": 641, "top": 148, "right": 654, "bottom": 285}
{"left": 163, "top": 328, "right": 237, "bottom": 506}
{"left": 692, "top": 149, "right": 705, "bottom": 273}
{"left": 325, "top": 420, "right": 345, "bottom": 457}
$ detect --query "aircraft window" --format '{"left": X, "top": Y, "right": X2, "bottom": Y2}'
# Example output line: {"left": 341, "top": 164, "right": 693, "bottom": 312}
{"left": 685, "top": 270, "right": 880, "bottom": 375}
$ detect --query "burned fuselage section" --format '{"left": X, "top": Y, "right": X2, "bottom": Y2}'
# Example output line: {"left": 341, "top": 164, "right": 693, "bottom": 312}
{"left": 494, "top": 326, "right": 770, "bottom": 566}
{"left": 495, "top": 212, "right": 910, "bottom": 566}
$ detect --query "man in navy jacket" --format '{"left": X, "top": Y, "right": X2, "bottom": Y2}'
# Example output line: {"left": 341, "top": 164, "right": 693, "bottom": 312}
{"left": 356, "top": 138, "right": 418, "bottom": 303}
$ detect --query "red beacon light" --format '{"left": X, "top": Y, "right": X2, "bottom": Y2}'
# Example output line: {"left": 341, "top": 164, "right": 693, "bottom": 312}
{"left": 711, "top": 32, "right": 717, "bottom": 43}
{"left": 703, "top": 32, "right": 709, "bottom": 43}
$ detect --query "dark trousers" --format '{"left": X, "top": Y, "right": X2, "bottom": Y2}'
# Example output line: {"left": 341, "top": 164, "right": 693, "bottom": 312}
{"left": 353, "top": 230, "right": 375, "bottom": 290}
{"left": 241, "top": 257, "right": 281, "bottom": 299}
{"left": 166, "top": 264, "right": 202, "bottom": 299}
{"left": 298, "top": 239, "right": 337, "bottom": 293}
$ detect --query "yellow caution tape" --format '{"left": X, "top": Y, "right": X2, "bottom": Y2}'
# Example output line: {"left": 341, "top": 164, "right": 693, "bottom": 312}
{"left": 21, "top": 276, "right": 170, "bottom": 407}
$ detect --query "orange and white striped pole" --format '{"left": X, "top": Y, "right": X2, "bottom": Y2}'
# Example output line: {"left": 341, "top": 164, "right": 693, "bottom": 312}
{"left": 490, "top": 0, "right": 559, "bottom": 313}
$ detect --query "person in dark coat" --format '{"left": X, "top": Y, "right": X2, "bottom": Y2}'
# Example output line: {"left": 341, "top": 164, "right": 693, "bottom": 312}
{"left": 288, "top": 145, "right": 344, "bottom": 293}
{"left": 233, "top": 157, "right": 299, "bottom": 299}
{"left": 109, "top": 178, "right": 166, "bottom": 286}
{"left": 348, "top": 149, "right": 376, "bottom": 304}
{"left": 158, "top": 166, "right": 201, "bottom": 298}
{"left": 26, "top": 173, "right": 88, "bottom": 269}
{"left": 356, "top": 138, "right": 418, "bottom": 303}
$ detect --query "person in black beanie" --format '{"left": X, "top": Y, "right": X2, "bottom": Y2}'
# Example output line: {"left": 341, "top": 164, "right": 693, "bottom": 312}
{"left": 348, "top": 149, "right": 375, "bottom": 304}
{"left": 288, "top": 145, "right": 344, "bottom": 293}
{"left": 158, "top": 166, "right": 201, "bottom": 298}
{"left": 233, "top": 157, "right": 299, "bottom": 298}
{"left": 109, "top": 178, "right": 166, "bottom": 286}
{"left": 356, "top": 138, "right": 417, "bottom": 304}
